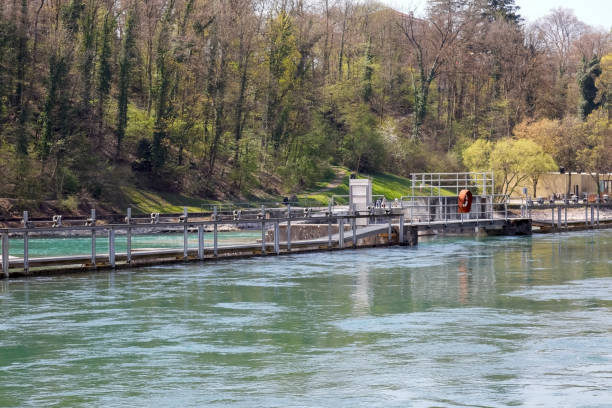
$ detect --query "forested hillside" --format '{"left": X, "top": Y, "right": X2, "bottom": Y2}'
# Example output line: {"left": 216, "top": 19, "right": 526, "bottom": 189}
{"left": 0, "top": 0, "right": 610, "bottom": 212}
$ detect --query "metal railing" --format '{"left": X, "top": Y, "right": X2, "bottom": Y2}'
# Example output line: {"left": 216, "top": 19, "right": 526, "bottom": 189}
{"left": 1, "top": 191, "right": 544, "bottom": 278}
{"left": 518, "top": 200, "right": 612, "bottom": 230}
{"left": 1, "top": 206, "right": 414, "bottom": 277}
{"left": 409, "top": 171, "right": 495, "bottom": 197}
{"left": 398, "top": 194, "right": 509, "bottom": 224}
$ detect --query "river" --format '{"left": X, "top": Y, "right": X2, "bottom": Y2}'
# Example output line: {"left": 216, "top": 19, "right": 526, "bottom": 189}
{"left": 1, "top": 231, "right": 611, "bottom": 407}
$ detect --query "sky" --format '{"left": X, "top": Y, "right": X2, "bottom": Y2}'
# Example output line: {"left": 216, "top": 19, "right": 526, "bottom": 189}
{"left": 381, "top": 0, "right": 612, "bottom": 29}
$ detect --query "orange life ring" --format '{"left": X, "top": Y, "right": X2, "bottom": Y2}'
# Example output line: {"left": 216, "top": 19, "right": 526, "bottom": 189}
{"left": 458, "top": 189, "right": 472, "bottom": 213}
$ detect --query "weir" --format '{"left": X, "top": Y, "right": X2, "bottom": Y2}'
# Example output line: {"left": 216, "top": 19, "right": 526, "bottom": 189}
{"left": 0, "top": 211, "right": 530, "bottom": 279}
{"left": 1, "top": 171, "right": 609, "bottom": 279}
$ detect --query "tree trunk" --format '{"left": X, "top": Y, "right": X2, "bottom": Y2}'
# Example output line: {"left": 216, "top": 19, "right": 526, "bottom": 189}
{"left": 338, "top": 2, "right": 349, "bottom": 80}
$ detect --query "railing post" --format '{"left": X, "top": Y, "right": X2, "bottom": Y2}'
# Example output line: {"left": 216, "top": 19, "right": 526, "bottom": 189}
{"left": 591, "top": 205, "right": 595, "bottom": 229}
{"left": 274, "top": 221, "right": 280, "bottom": 254}
{"left": 352, "top": 217, "right": 357, "bottom": 248}
{"left": 328, "top": 217, "right": 332, "bottom": 249}
{"left": 350, "top": 204, "right": 356, "bottom": 248}
{"left": 213, "top": 206, "right": 218, "bottom": 258}
{"left": 597, "top": 203, "right": 600, "bottom": 226}
{"left": 261, "top": 205, "right": 266, "bottom": 254}
{"left": 483, "top": 172, "right": 487, "bottom": 201}
{"left": 328, "top": 202, "right": 332, "bottom": 249}
{"left": 339, "top": 217, "right": 344, "bottom": 249}
{"left": 528, "top": 203, "right": 531, "bottom": 220}
{"left": 557, "top": 206, "right": 562, "bottom": 230}
{"left": 183, "top": 207, "right": 189, "bottom": 260}
{"left": 198, "top": 225, "right": 204, "bottom": 260}
{"left": 2, "top": 232, "right": 9, "bottom": 278}
{"left": 23, "top": 211, "right": 29, "bottom": 273}
{"left": 444, "top": 198, "right": 447, "bottom": 223}
{"left": 91, "top": 209, "right": 96, "bottom": 267}
{"left": 287, "top": 204, "right": 291, "bottom": 252}
{"left": 551, "top": 207, "right": 555, "bottom": 230}
{"left": 585, "top": 204, "right": 589, "bottom": 227}
{"left": 108, "top": 228, "right": 115, "bottom": 268}
{"left": 126, "top": 208, "right": 132, "bottom": 264}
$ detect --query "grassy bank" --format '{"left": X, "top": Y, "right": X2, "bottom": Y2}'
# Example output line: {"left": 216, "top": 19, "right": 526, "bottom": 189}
{"left": 298, "top": 169, "right": 454, "bottom": 206}
{"left": 119, "top": 169, "right": 455, "bottom": 213}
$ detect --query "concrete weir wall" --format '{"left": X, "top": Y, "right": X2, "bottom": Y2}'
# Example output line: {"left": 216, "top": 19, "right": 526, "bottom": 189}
{"left": 266, "top": 219, "right": 530, "bottom": 248}
{"left": 482, "top": 218, "right": 532, "bottom": 236}
{"left": 266, "top": 224, "right": 352, "bottom": 243}
{"left": 268, "top": 223, "right": 419, "bottom": 247}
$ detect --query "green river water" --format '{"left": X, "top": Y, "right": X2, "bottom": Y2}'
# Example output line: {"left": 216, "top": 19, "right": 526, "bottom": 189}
{"left": 6, "top": 231, "right": 262, "bottom": 257}
{"left": 1, "top": 231, "right": 611, "bottom": 407}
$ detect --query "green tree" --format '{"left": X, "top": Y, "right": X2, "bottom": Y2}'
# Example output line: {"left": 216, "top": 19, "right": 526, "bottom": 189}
{"left": 362, "top": 36, "right": 374, "bottom": 103}
{"left": 342, "top": 105, "right": 385, "bottom": 173}
{"left": 116, "top": 6, "right": 137, "bottom": 159}
{"left": 39, "top": 53, "right": 69, "bottom": 162}
{"left": 79, "top": 1, "right": 97, "bottom": 115}
{"left": 464, "top": 138, "right": 556, "bottom": 197}
{"left": 577, "top": 109, "right": 612, "bottom": 194}
{"left": 595, "top": 53, "right": 612, "bottom": 119}
{"left": 462, "top": 139, "right": 492, "bottom": 172}
{"left": 578, "top": 56, "right": 601, "bottom": 119}
{"left": 265, "top": 10, "right": 300, "bottom": 151}
{"left": 522, "top": 144, "right": 557, "bottom": 197}
{"left": 96, "top": 12, "right": 113, "bottom": 134}
{"left": 480, "top": 0, "right": 522, "bottom": 23}
{"left": 151, "top": 0, "right": 175, "bottom": 173}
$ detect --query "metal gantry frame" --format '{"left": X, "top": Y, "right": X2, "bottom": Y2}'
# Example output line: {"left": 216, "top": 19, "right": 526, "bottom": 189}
{"left": 399, "top": 172, "right": 502, "bottom": 223}
{"left": 408, "top": 172, "right": 495, "bottom": 197}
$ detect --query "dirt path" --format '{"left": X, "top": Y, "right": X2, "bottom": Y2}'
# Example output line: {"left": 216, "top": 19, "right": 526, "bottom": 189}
{"left": 316, "top": 167, "right": 347, "bottom": 193}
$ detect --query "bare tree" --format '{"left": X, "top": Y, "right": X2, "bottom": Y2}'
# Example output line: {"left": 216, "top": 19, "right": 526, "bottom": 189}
{"left": 573, "top": 27, "right": 612, "bottom": 62}
{"left": 399, "top": 0, "right": 474, "bottom": 138}
{"left": 536, "top": 8, "right": 586, "bottom": 76}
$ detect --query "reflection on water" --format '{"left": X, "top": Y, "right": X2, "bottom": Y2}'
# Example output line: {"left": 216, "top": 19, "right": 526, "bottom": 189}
{"left": 352, "top": 267, "right": 372, "bottom": 316}
{"left": 1, "top": 231, "right": 611, "bottom": 407}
